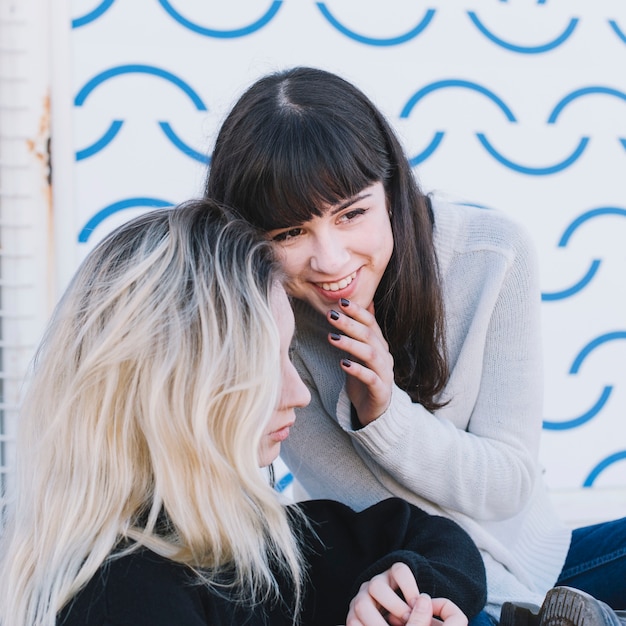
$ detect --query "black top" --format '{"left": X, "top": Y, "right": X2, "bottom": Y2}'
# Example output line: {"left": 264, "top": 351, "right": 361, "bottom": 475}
{"left": 58, "top": 497, "right": 486, "bottom": 625}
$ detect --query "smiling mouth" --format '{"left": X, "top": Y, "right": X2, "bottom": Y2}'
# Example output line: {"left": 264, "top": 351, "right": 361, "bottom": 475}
{"left": 317, "top": 271, "right": 357, "bottom": 292}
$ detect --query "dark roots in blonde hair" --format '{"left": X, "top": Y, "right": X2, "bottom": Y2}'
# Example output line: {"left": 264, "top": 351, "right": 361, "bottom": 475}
{"left": 0, "top": 198, "right": 305, "bottom": 626}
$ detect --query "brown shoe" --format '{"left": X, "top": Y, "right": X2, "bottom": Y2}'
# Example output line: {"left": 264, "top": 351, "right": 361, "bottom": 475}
{"left": 500, "top": 587, "right": 624, "bottom": 626}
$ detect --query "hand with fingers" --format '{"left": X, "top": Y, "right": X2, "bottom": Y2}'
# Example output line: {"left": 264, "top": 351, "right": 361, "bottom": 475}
{"left": 345, "top": 562, "right": 468, "bottom": 626}
{"left": 405, "top": 595, "right": 468, "bottom": 626}
{"left": 327, "top": 298, "right": 394, "bottom": 426}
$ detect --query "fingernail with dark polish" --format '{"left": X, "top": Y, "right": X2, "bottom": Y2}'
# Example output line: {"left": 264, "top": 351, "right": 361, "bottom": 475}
{"left": 341, "top": 359, "right": 351, "bottom": 367}
{"left": 340, "top": 298, "right": 350, "bottom": 307}
{"left": 330, "top": 332, "right": 341, "bottom": 341}
{"left": 330, "top": 310, "right": 340, "bottom": 320}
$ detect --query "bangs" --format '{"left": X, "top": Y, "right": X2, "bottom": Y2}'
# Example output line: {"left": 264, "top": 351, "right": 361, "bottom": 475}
{"left": 243, "top": 114, "right": 389, "bottom": 231}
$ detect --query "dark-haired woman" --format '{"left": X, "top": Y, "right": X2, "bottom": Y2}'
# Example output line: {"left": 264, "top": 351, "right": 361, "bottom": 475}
{"left": 205, "top": 66, "right": 626, "bottom": 625}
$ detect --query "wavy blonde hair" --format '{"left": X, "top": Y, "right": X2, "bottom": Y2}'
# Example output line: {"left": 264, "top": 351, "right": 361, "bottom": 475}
{"left": 0, "top": 199, "right": 304, "bottom": 625}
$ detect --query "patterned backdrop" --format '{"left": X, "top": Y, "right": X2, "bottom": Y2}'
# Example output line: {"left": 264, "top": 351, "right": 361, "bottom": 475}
{"left": 66, "top": 0, "right": 626, "bottom": 493}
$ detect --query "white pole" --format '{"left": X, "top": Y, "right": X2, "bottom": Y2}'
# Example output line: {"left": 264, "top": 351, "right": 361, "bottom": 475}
{"left": 0, "top": 0, "right": 59, "bottom": 513}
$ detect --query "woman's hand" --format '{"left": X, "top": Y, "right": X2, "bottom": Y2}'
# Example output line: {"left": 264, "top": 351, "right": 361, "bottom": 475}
{"left": 327, "top": 299, "right": 394, "bottom": 425}
{"left": 345, "top": 562, "right": 468, "bottom": 626}
{"left": 405, "top": 595, "right": 468, "bottom": 626}
{"left": 346, "top": 562, "right": 419, "bottom": 626}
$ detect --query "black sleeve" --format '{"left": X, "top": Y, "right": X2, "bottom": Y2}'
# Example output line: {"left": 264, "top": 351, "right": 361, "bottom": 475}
{"left": 293, "top": 497, "right": 487, "bottom": 625}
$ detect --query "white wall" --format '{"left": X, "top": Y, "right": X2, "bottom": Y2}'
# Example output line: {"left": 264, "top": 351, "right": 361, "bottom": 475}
{"left": 11, "top": 0, "right": 626, "bottom": 517}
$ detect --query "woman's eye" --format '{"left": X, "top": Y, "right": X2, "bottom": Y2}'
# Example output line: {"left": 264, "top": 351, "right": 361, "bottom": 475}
{"left": 340, "top": 208, "right": 366, "bottom": 222}
{"left": 272, "top": 227, "right": 303, "bottom": 242}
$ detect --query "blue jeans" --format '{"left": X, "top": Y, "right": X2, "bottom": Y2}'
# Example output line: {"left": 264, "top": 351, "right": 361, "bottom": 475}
{"left": 556, "top": 516, "right": 626, "bottom": 609}
{"left": 470, "top": 516, "right": 626, "bottom": 625}
{"left": 470, "top": 611, "right": 497, "bottom": 626}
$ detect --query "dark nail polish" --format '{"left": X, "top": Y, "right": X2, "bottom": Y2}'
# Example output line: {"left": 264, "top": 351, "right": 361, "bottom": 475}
{"left": 340, "top": 298, "right": 350, "bottom": 307}
{"left": 341, "top": 359, "right": 351, "bottom": 367}
{"left": 330, "top": 310, "right": 340, "bottom": 320}
{"left": 330, "top": 332, "right": 341, "bottom": 341}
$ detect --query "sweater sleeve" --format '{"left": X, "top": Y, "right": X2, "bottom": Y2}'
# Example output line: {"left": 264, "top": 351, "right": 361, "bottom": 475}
{"left": 294, "top": 498, "right": 487, "bottom": 625}
{"left": 336, "top": 210, "right": 544, "bottom": 521}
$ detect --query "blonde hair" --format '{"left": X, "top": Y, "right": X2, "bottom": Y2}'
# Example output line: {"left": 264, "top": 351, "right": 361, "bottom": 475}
{"left": 0, "top": 199, "right": 304, "bottom": 625}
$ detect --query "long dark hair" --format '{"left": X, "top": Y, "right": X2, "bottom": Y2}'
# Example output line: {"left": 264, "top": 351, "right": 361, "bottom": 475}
{"left": 206, "top": 67, "right": 448, "bottom": 411}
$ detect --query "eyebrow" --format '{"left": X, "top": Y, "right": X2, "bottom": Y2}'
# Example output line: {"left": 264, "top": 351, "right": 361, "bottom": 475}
{"left": 329, "top": 192, "right": 372, "bottom": 216}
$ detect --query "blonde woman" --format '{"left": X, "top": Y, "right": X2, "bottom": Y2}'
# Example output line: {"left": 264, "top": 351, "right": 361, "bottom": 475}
{"left": 0, "top": 199, "right": 485, "bottom": 626}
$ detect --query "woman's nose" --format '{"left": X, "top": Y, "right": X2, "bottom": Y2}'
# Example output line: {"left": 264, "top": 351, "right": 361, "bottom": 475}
{"left": 287, "top": 364, "right": 311, "bottom": 409}
{"left": 309, "top": 233, "right": 350, "bottom": 274}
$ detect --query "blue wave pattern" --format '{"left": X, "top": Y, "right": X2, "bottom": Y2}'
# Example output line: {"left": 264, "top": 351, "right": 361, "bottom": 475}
{"left": 156, "top": 0, "right": 283, "bottom": 38}
{"left": 72, "top": 0, "right": 116, "bottom": 28}
{"left": 608, "top": 20, "right": 626, "bottom": 44}
{"left": 69, "top": 2, "right": 626, "bottom": 492}
{"left": 544, "top": 331, "right": 626, "bottom": 430}
{"left": 542, "top": 207, "right": 626, "bottom": 301}
{"left": 467, "top": 11, "right": 579, "bottom": 54}
{"left": 78, "top": 198, "right": 173, "bottom": 243}
{"left": 76, "top": 120, "right": 123, "bottom": 161}
{"left": 400, "top": 80, "right": 626, "bottom": 173}
{"left": 74, "top": 64, "right": 207, "bottom": 161}
{"left": 316, "top": 3, "right": 436, "bottom": 46}
{"left": 584, "top": 452, "right": 626, "bottom": 487}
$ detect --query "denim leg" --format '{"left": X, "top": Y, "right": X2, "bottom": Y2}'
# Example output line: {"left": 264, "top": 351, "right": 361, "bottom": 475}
{"left": 555, "top": 516, "right": 626, "bottom": 609}
{"left": 469, "top": 610, "right": 498, "bottom": 626}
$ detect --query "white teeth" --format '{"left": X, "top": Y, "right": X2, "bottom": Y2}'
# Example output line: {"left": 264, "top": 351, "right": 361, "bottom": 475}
{"left": 320, "top": 271, "right": 356, "bottom": 292}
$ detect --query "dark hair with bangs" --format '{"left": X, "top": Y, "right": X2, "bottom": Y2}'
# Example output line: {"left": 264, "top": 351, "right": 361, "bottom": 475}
{"left": 206, "top": 66, "right": 448, "bottom": 411}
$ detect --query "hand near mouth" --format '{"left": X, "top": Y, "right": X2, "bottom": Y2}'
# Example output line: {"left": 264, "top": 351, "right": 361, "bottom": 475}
{"left": 327, "top": 298, "right": 394, "bottom": 426}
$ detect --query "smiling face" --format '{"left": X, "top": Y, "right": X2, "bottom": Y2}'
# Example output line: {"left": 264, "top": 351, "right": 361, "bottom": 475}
{"left": 258, "top": 285, "right": 311, "bottom": 467}
{"left": 268, "top": 182, "right": 394, "bottom": 315}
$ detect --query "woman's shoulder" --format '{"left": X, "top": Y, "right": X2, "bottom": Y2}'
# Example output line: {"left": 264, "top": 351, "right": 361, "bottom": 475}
{"left": 430, "top": 196, "right": 537, "bottom": 271}
{"left": 57, "top": 548, "right": 226, "bottom": 625}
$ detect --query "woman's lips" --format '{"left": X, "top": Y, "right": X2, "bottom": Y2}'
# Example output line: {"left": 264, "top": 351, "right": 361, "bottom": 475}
{"left": 270, "top": 424, "right": 293, "bottom": 442}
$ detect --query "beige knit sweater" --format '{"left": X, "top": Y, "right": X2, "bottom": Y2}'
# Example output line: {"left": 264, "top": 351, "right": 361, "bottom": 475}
{"left": 282, "top": 198, "right": 570, "bottom": 620}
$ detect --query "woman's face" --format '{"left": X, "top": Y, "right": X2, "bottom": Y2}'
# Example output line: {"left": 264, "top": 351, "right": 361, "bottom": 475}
{"left": 258, "top": 285, "right": 311, "bottom": 467}
{"left": 267, "top": 182, "right": 394, "bottom": 315}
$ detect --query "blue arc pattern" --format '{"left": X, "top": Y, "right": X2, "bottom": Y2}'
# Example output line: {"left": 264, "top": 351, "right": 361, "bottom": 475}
{"left": 72, "top": 0, "right": 116, "bottom": 28}
{"left": 570, "top": 331, "right": 626, "bottom": 375}
{"left": 558, "top": 207, "right": 626, "bottom": 246}
{"left": 316, "top": 3, "right": 436, "bottom": 46}
{"left": 541, "top": 259, "right": 601, "bottom": 302}
{"left": 78, "top": 197, "right": 172, "bottom": 243}
{"left": 401, "top": 79, "right": 517, "bottom": 121}
{"left": 548, "top": 86, "right": 626, "bottom": 123}
{"left": 76, "top": 120, "right": 123, "bottom": 161}
{"left": 408, "top": 132, "right": 445, "bottom": 167}
{"left": 467, "top": 12, "right": 578, "bottom": 54}
{"left": 543, "top": 331, "right": 626, "bottom": 431}
{"left": 583, "top": 452, "right": 626, "bottom": 487}
{"left": 159, "top": 122, "right": 209, "bottom": 164}
{"left": 476, "top": 133, "right": 589, "bottom": 175}
{"left": 542, "top": 207, "right": 626, "bottom": 300}
{"left": 543, "top": 386, "right": 612, "bottom": 430}
{"left": 608, "top": 20, "right": 626, "bottom": 44}
{"left": 157, "top": 0, "right": 282, "bottom": 38}
{"left": 66, "top": 2, "right": 626, "bottom": 494}
{"left": 400, "top": 80, "right": 515, "bottom": 166}
{"left": 74, "top": 65, "right": 207, "bottom": 110}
